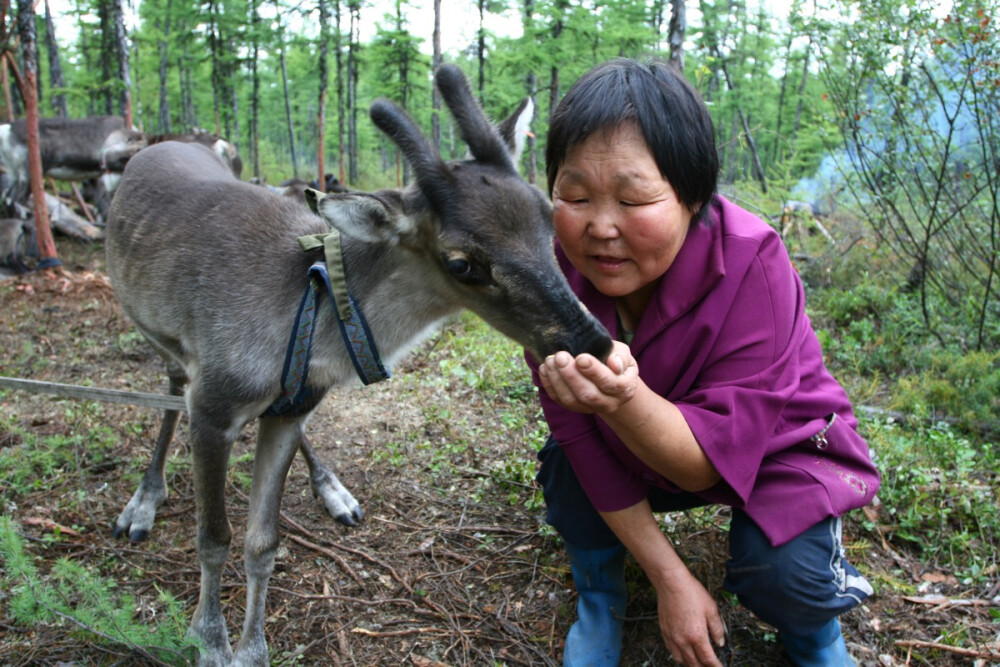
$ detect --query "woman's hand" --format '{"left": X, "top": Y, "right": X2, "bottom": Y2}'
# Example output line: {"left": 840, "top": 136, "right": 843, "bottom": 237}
{"left": 653, "top": 567, "right": 727, "bottom": 666}
{"left": 538, "top": 340, "right": 638, "bottom": 414}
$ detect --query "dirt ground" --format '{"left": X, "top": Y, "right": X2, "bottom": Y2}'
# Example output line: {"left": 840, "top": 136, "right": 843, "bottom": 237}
{"left": 1, "top": 239, "right": 998, "bottom": 666}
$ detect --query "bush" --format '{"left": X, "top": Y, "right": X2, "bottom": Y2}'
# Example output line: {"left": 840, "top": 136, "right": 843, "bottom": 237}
{"left": 891, "top": 349, "right": 1000, "bottom": 436}
{"left": 862, "top": 418, "right": 999, "bottom": 583}
{"left": 811, "top": 281, "right": 927, "bottom": 377}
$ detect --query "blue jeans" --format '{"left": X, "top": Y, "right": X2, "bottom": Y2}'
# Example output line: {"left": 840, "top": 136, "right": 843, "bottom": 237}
{"left": 537, "top": 437, "right": 872, "bottom": 635}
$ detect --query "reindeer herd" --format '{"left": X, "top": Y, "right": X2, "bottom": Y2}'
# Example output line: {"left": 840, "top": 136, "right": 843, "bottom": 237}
{"left": 0, "top": 115, "right": 260, "bottom": 273}
{"left": 9, "top": 65, "right": 613, "bottom": 665}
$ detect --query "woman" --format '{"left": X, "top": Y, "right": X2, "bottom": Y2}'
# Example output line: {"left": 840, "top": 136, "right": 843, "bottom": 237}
{"left": 529, "top": 58, "right": 880, "bottom": 667}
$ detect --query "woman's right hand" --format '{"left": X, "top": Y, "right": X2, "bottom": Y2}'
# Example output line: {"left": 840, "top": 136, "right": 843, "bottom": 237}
{"left": 653, "top": 567, "right": 727, "bottom": 666}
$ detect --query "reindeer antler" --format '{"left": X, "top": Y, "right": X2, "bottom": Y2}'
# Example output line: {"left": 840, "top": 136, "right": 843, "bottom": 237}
{"left": 434, "top": 64, "right": 514, "bottom": 172}
{"left": 369, "top": 99, "right": 444, "bottom": 182}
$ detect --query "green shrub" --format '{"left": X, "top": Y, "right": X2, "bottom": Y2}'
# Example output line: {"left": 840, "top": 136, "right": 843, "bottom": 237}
{"left": 430, "top": 312, "right": 535, "bottom": 400}
{"left": 811, "top": 282, "right": 927, "bottom": 377}
{"left": 862, "top": 417, "right": 999, "bottom": 583}
{"left": 0, "top": 516, "right": 198, "bottom": 663}
{"left": 890, "top": 349, "right": 1000, "bottom": 435}
{"left": 0, "top": 408, "right": 118, "bottom": 495}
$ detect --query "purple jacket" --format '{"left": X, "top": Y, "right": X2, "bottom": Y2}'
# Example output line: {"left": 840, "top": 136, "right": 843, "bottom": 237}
{"left": 529, "top": 196, "right": 880, "bottom": 546}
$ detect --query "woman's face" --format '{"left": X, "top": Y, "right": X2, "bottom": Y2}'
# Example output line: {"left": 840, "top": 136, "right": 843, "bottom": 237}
{"left": 551, "top": 123, "right": 695, "bottom": 319}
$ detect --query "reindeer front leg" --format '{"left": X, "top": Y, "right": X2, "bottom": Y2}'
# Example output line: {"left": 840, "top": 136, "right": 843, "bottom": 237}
{"left": 232, "top": 416, "right": 303, "bottom": 667}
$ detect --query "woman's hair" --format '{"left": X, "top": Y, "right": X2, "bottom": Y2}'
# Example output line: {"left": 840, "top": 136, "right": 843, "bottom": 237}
{"left": 545, "top": 58, "right": 719, "bottom": 222}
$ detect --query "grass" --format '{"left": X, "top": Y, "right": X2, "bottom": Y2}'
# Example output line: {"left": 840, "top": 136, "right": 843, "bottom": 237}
{"left": 0, "top": 407, "right": 199, "bottom": 665}
{"left": 862, "top": 416, "right": 999, "bottom": 584}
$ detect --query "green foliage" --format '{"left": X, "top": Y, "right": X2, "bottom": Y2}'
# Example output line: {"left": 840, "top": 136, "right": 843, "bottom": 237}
{"left": 814, "top": 0, "right": 1000, "bottom": 350}
{"left": 0, "top": 409, "right": 117, "bottom": 495}
{"left": 0, "top": 516, "right": 198, "bottom": 663}
{"left": 484, "top": 413, "right": 549, "bottom": 510}
{"left": 811, "top": 281, "right": 927, "bottom": 377}
{"left": 39, "top": 0, "right": 846, "bottom": 194}
{"left": 430, "top": 312, "right": 536, "bottom": 401}
{"left": 863, "top": 418, "right": 1000, "bottom": 583}
{"left": 891, "top": 349, "right": 1000, "bottom": 434}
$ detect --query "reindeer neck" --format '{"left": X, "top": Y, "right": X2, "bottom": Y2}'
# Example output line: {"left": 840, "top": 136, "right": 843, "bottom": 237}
{"left": 344, "top": 235, "right": 462, "bottom": 360}
{"left": 306, "top": 233, "right": 462, "bottom": 388}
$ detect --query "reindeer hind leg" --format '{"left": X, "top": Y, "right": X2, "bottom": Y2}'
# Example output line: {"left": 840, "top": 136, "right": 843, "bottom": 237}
{"left": 187, "top": 400, "right": 243, "bottom": 666}
{"left": 299, "top": 434, "right": 363, "bottom": 526}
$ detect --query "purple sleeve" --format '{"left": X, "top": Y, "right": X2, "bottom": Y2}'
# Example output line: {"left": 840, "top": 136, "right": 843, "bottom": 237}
{"left": 674, "top": 233, "right": 811, "bottom": 505}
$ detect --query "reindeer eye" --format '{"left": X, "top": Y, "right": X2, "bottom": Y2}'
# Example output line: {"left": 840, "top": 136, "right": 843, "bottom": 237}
{"left": 442, "top": 254, "right": 492, "bottom": 287}
{"left": 446, "top": 257, "right": 472, "bottom": 278}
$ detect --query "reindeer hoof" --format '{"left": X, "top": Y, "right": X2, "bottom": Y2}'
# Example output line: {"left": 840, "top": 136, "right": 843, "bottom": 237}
{"left": 112, "top": 523, "right": 150, "bottom": 542}
{"left": 336, "top": 506, "right": 364, "bottom": 527}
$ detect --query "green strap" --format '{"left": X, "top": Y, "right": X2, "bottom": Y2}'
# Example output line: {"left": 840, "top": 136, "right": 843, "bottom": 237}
{"left": 298, "top": 232, "right": 352, "bottom": 320}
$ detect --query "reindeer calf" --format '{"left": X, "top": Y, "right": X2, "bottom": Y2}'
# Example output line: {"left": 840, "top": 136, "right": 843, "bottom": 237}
{"left": 105, "top": 64, "right": 610, "bottom": 666}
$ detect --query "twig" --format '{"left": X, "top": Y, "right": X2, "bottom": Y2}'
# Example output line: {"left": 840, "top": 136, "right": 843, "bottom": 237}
{"left": 351, "top": 626, "right": 448, "bottom": 638}
{"left": 903, "top": 595, "right": 997, "bottom": 608}
{"left": 267, "top": 586, "right": 419, "bottom": 609}
{"left": 286, "top": 533, "right": 365, "bottom": 586}
{"left": 894, "top": 639, "right": 1000, "bottom": 660}
{"left": 370, "top": 514, "right": 534, "bottom": 536}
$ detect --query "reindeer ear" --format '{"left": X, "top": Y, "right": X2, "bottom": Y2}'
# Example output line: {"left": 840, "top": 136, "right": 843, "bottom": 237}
{"left": 496, "top": 98, "right": 534, "bottom": 164}
{"left": 312, "top": 191, "right": 413, "bottom": 244}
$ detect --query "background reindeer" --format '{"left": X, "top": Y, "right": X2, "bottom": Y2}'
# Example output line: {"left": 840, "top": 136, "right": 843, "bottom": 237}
{"left": 0, "top": 116, "right": 145, "bottom": 214}
{"left": 105, "top": 64, "right": 611, "bottom": 666}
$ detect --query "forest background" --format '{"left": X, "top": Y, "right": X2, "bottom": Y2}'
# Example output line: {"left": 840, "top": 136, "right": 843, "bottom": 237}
{"left": 16, "top": 0, "right": 998, "bottom": 352}
{"left": 0, "top": 0, "right": 999, "bottom": 663}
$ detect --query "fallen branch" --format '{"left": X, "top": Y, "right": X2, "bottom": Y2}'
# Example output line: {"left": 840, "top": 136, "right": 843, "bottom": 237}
{"left": 352, "top": 626, "right": 448, "bottom": 638}
{"left": 285, "top": 533, "right": 365, "bottom": 587}
{"left": 894, "top": 639, "right": 1000, "bottom": 660}
{"left": 902, "top": 594, "right": 998, "bottom": 609}
{"left": 22, "top": 517, "right": 80, "bottom": 537}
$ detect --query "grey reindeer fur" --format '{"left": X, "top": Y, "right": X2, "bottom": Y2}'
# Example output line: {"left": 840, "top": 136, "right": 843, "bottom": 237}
{"left": 105, "top": 64, "right": 610, "bottom": 667}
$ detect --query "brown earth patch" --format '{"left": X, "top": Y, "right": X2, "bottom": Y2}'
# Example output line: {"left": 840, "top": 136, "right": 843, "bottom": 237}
{"left": 1, "top": 240, "right": 996, "bottom": 666}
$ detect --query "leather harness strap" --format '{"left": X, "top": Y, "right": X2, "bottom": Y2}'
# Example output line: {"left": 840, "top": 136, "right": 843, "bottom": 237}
{"left": 264, "top": 231, "right": 390, "bottom": 417}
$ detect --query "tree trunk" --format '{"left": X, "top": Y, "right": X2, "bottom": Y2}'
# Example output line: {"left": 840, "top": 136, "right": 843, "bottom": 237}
{"left": 112, "top": 0, "right": 132, "bottom": 127}
{"left": 477, "top": 0, "right": 486, "bottom": 103}
{"left": 157, "top": 0, "right": 173, "bottom": 133}
{"left": 250, "top": 0, "right": 260, "bottom": 179}
{"left": 179, "top": 53, "right": 195, "bottom": 130}
{"left": 1, "top": 59, "right": 13, "bottom": 122}
{"left": 790, "top": 38, "right": 811, "bottom": 145}
{"left": 347, "top": 1, "right": 360, "bottom": 184}
{"left": 548, "top": 0, "right": 566, "bottom": 121}
{"left": 522, "top": 0, "right": 536, "bottom": 183}
{"left": 335, "top": 0, "right": 346, "bottom": 184}
{"left": 43, "top": 0, "right": 67, "bottom": 117}
{"left": 208, "top": 1, "right": 222, "bottom": 134}
{"left": 317, "top": 0, "right": 330, "bottom": 191}
{"left": 16, "top": 0, "right": 58, "bottom": 266}
{"left": 667, "top": 0, "right": 686, "bottom": 72}
{"left": 277, "top": 10, "right": 298, "bottom": 179}
{"left": 98, "top": 0, "right": 114, "bottom": 115}
{"left": 718, "top": 55, "right": 767, "bottom": 193}
{"left": 431, "top": 0, "right": 441, "bottom": 150}
{"left": 770, "top": 26, "right": 794, "bottom": 166}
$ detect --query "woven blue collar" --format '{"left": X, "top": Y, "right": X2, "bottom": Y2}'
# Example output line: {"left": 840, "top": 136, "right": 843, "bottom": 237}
{"left": 264, "top": 233, "right": 390, "bottom": 417}
{"left": 309, "top": 261, "right": 390, "bottom": 385}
